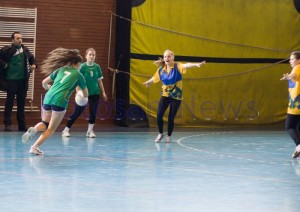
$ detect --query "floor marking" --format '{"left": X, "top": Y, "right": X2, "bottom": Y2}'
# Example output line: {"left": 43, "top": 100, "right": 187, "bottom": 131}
{"left": 176, "top": 132, "right": 292, "bottom": 166}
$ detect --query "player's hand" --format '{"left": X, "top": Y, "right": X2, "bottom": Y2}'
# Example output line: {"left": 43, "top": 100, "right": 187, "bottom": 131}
{"left": 280, "top": 73, "right": 289, "bottom": 80}
{"left": 102, "top": 93, "right": 107, "bottom": 101}
{"left": 197, "top": 61, "right": 206, "bottom": 67}
{"left": 143, "top": 81, "right": 151, "bottom": 88}
{"left": 30, "top": 64, "right": 36, "bottom": 71}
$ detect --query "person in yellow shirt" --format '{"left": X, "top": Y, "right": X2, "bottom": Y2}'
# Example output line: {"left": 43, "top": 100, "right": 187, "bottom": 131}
{"left": 143, "top": 49, "right": 205, "bottom": 143}
{"left": 281, "top": 51, "right": 300, "bottom": 158}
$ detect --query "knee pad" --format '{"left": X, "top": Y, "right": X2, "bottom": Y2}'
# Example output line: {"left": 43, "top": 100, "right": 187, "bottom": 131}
{"left": 42, "top": 121, "right": 49, "bottom": 129}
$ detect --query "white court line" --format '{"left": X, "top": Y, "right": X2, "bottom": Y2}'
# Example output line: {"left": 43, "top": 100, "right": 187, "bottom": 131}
{"left": 176, "top": 132, "right": 291, "bottom": 166}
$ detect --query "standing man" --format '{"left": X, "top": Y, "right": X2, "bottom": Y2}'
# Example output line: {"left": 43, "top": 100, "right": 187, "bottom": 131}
{"left": 0, "top": 32, "right": 37, "bottom": 131}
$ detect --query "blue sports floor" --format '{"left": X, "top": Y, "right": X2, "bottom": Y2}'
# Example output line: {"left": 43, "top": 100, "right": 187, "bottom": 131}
{"left": 0, "top": 128, "right": 300, "bottom": 212}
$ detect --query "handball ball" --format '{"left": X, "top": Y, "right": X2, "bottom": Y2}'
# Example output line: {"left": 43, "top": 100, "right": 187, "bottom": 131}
{"left": 75, "top": 90, "right": 88, "bottom": 106}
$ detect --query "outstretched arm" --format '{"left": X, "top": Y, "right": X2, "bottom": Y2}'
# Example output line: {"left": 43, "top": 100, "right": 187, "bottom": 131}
{"left": 280, "top": 72, "right": 296, "bottom": 81}
{"left": 143, "top": 77, "right": 154, "bottom": 88}
{"left": 182, "top": 61, "right": 206, "bottom": 69}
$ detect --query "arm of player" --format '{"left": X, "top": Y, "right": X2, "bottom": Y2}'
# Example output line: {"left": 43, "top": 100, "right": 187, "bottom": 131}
{"left": 182, "top": 61, "right": 206, "bottom": 69}
{"left": 280, "top": 72, "right": 296, "bottom": 80}
{"left": 98, "top": 79, "right": 107, "bottom": 101}
{"left": 82, "top": 87, "right": 89, "bottom": 98}
{"left": 143, "top": 77, "right": 154, "bottom": 88}
{"left": 42, "top": 76, "right": 53, "bottom": 90}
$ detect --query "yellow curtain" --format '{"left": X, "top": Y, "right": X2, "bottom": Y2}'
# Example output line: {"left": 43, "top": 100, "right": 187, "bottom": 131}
{"left": 129, "top": 0, "right": 300, "bottom": 127}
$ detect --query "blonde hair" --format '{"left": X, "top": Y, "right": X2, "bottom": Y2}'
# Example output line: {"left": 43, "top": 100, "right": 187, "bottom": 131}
{"left": 153, "top": 49, "right": 174, "bottom": 67}
{"left": 85, "top": 48, "right": 96, "bottom": 56}
{"left": 41, "top": 48, "right": 83, "bottom": 75}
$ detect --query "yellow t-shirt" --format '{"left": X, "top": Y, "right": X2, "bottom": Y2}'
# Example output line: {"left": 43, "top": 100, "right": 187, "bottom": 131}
{"left": 152, "top": 62, "right": 186, "bottom": 100}
{"left": 287, "top": 64, "right": 300, "bottom": 115}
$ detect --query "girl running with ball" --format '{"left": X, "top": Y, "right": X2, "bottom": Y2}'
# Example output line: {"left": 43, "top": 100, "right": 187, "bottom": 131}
{"left": 22, "top": 48, "right": 88, "bottom": 155}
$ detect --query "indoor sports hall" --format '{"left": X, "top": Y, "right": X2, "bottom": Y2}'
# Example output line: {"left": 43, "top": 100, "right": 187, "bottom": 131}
{"left": 0, "top": 127, "right": 300, "bottom": 211}
{"left": 1, "top": 1, "right": 300, "bottom": 212}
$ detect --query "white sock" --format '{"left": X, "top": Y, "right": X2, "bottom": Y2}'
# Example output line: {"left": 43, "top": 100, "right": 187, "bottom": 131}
{"left": 88, "top": 124, "right": 94, "bottom": 132}
{"left": 64, "top": 127, "right": 70, "bottom": 132}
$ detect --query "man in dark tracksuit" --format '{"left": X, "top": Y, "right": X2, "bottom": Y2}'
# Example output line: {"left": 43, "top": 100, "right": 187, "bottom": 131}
{"left": 0, "top": 32, "right": 37, "bottom": 131}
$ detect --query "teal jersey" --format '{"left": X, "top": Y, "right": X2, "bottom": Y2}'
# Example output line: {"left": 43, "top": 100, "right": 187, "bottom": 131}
{"left": 80, "top": 62, "right": 103, "bottom": 96}
{"left": 43, "top": 66, "right": 87, "bottom": 109}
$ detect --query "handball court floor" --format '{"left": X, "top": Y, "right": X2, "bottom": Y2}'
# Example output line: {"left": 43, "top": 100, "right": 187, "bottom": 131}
{"left": 0, "top": 126, "right": 300, "bottom": 212}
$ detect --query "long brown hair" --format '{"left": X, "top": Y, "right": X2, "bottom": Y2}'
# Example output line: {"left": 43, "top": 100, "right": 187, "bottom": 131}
{"left": 41, "top": 48, "right": 83, "bottom": 75}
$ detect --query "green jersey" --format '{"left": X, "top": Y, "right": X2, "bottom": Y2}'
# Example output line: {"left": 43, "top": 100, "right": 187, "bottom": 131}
{"left": 43, "top": 66, "right": 87, "bottom": 109}
{"left": 6, "top": 46, "right": 25, "bottom": 80}
{"left": 80, "top": 62, "right": 103, "bottom": 96}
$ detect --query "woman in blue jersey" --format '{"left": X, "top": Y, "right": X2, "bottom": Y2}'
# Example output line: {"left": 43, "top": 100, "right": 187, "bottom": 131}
{"left": 22, "top": 48, "right": 88, "bottom": 155}
{"left": 281, "top": 51, "right": 300, "bottom": 158}
{"left": 143, "top": 49, "right": 205, "bottom": 143}
{"left": 62, "top": 48, "right": 107, "bottom": 138}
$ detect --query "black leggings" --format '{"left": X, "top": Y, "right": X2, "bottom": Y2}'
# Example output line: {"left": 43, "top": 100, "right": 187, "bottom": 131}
{"left": 66, "top": 94, "right": 100, "bottom": 128}
{"left": 285, "top": 114, "right": 300, "bottom": 146}
{"left": 157, "top": 96, "right": 181, "bottom": 136}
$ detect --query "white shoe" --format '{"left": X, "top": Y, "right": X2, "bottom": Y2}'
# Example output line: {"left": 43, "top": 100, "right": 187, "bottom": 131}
{"left": 155, "top": 133, "right": 164, "bottom": 142}
{"left": 166, "top": 136, "right": 171, "bottom": 143}
{"left": 292, "top": 145, "right": 300, "bottom": 158}
{"left": 29, "top": 146, "right": 44, "bottom": 155}
{"left": 86, "top": 130, "right": 96, "bottom": 138}
{"left": 62, "top": 130, "right": 70, "bottom": 137}
{"left": 22, "top": 127, "right": 36, "bottom": 144}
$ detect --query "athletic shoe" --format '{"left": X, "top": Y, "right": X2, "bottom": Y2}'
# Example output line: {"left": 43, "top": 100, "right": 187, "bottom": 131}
{"left": 166, "top": 136, "right": 171, "bottom": 143}
{"left": 155, "top": 133, "right": 164, "bottom": 142}
{"left": 292, "top": 145, "right": 300, "bottom": 158}
{"left": 86, "top": 130, "right": 96, "bottom": 138}
{"left": 29, "top": 146, "right": 44, "bottom": 155}
{"left": 22, "top": 127, "right": 36, "bottom": 144}
{"left": 62, "top": 130, "right": 70, "bottom": 137}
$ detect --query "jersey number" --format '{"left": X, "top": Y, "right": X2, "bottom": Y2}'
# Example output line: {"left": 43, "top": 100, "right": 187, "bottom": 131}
{"left": 60, "top": 71, "right": 71, "bottom": 83}
{"left": 90, "top": 71, "right": 94, "bottom": 77}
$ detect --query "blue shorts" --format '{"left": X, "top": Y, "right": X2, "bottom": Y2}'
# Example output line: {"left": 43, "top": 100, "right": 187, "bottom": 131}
{"left": 42, "top": 104, "right": 65, "bottom": 112}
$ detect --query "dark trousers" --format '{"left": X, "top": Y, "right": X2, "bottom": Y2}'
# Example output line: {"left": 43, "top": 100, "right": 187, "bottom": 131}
{"left": 286, "top": 113, "right": 300, "bottom": 146}
{"left": 66, "top": 94, "right": 100, "bottom": 128}
{"left": 157, "top": 96, "right": 181, "bottom": 136}
{"left": 4, "top": 79, "right": 27, "bottom": 127}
